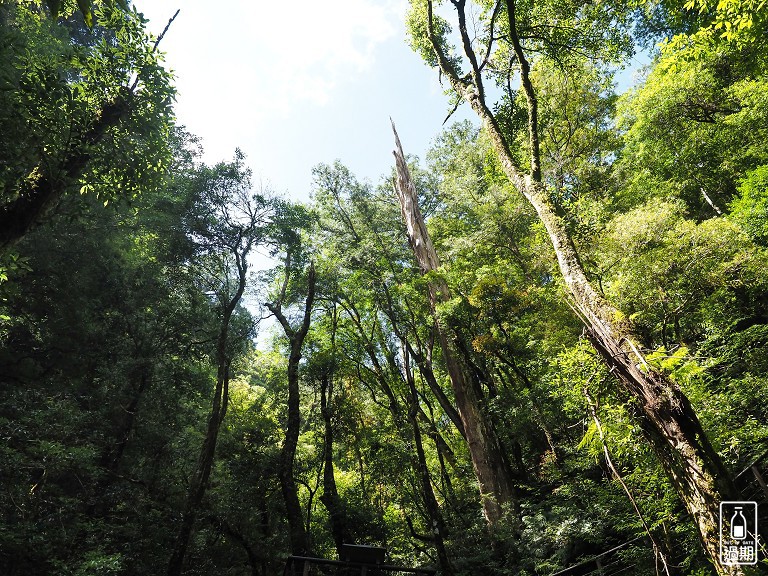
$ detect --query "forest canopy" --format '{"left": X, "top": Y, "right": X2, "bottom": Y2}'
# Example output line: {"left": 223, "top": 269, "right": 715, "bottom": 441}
{"left": 1, "top": 1, "right": 767, "bottom": 575}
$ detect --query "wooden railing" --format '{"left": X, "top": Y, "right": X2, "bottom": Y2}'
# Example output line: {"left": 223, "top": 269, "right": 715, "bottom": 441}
{"left": 735, "top": 450, "right": 768, "bottom": 503}
{"left": 282, "top": 556, "right": 436, "bottom": 576}
{"left": 551, "top": 449, "right": 768, "bottom": 576}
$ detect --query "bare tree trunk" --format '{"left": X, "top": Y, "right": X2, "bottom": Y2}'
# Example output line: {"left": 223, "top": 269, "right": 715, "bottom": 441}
{"left": 265, "top": 262, "right": 316, "bottom": 556}
{"left": 392, "top": 123, "right": 519, "bottom": 528}
{"left": 420, "top": 2, "right": 743, "bottom": 572}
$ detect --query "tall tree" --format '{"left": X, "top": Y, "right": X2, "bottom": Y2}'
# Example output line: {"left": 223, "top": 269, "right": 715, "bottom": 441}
{"left": 311, "top": 161, "right": 478, "bottom": 564}
{"left": 402, "top": 342, "right": 456, "bottom": 576}
{"left": 168, "top": 153, "right": 272, "bottom": 576}
{"left": 314, "top": 302, "right": 353, "bottom": 557}
{"left": 406, "top": 1, "right": 743, "bottom": 572}
{"left": 265, "top": 217, "right": 317, "bottom": 556}
{"left": 0, "top": 130, "right": 217, "bottom": 575}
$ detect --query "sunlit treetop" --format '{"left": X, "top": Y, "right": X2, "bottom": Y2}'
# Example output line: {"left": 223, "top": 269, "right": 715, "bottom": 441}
{"left": 683, "top": 0, "right": 767, "bottom": 44}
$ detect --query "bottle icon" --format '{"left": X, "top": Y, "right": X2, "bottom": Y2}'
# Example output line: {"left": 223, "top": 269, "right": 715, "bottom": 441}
{"left": 731, "top": 507, "right": 747, "bottom": 540}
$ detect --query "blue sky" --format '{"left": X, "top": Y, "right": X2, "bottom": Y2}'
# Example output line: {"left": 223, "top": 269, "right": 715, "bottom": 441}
{"left": 137, "top": 0, "right": 474, "bottom": 202}
{"left": 137, "top": 1, "right": 648, "bottom": 202}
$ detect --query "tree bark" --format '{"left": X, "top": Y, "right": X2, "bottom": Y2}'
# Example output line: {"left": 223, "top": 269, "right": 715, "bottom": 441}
{"left": 167, "top": 331, "right": 232, "bottom": 576}
{"left": 421, "top": 2, "right": 743, "bottom": 572}
{"left": 392, "top": 122, "right": 519, "bottom": 528}
{"left": 586, "top": 328, "right": 739, "bottom": 574}
{"left": 265, "top": 262, "right": 316, "bottom": 556}
{"left": 405, "top": 338, "right": 466, "bottom": 439}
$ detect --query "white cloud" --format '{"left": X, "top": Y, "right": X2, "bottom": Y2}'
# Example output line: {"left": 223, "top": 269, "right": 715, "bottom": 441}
{"left": 215, "top": 0, "right": 404, "bottom": 112}
{"left": 141, "top": 0, "right": 407, "bottom": 160}
{"left": 256, "top": 1, "right": 402, "bottom": 106}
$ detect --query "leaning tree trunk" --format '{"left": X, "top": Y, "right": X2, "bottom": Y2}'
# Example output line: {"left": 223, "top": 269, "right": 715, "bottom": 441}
{"left": 392, "top": 123, "right": 519, "bottom": 528}
{"left": 420, "top": 1, "right": 743, "bottom": 572}
{"left": 0, "top": 93, "right": 131, "bottom": 254}
{"left": 509, "top": 140, "right": 738, "bottom": 576}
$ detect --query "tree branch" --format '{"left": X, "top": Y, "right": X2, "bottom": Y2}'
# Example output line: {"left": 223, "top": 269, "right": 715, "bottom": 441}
{"left": 0, "top": 91, "right": 132, "bottom": 253}
{"left": 479, "top": 1, "right": 503, "bottom": 72}
{"left": 425, "top": 0, "right": 528, "bottom": 192}
{"left": 505, "top": 0, "right": 541, "bottom": 181}
{"left": 453, "top": 0, "right": 486, "bottom": 102}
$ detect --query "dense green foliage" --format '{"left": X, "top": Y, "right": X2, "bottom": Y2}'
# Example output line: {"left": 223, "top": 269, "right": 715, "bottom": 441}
{"left": 1, "top": 0, "right": 767, "bottom": 575}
